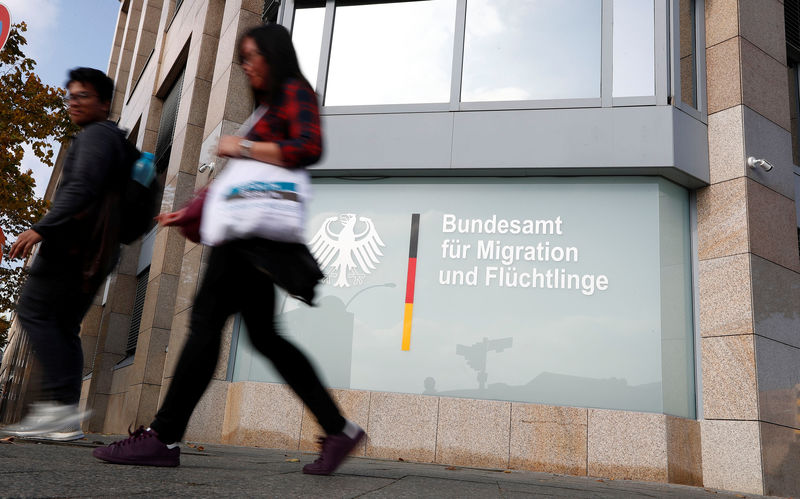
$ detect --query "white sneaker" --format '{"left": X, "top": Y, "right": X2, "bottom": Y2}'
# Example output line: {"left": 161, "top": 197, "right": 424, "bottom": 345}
{"left": 37, "top": 421, "right": 86, "bottom": 441}
{"left": 0, "top": 402, "right": 90, "bottom": 439}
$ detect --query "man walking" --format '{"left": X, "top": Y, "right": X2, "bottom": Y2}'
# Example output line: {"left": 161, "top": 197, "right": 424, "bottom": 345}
{"left": 3, "top": 68, "right": 126, "bottom": 441}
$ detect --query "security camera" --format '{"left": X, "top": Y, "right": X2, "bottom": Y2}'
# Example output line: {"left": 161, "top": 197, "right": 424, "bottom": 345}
{"left": 747, "top": 156, "right": 774, "bottom": 172}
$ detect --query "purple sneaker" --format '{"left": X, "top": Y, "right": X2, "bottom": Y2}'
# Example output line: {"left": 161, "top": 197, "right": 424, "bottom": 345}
{"left": 92, "top": 426, "right": 180, "bottom": 467}
{"left": 302, "top": 426, "right": 365, "bottom": 475}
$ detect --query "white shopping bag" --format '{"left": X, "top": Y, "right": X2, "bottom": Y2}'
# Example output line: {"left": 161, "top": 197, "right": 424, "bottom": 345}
{"left": 200, "top": 158, "right": 311, "bottom": 246}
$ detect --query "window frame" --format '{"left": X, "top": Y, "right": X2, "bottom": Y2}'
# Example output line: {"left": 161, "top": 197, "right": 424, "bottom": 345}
{"left": 281, "top": 0, "right": 683, "bottom": 115}
{"left": 794, "top": 164, "right": 800, "bottom": 261}
{"left": 124, "top": 266, "right": 151, "bottom": 357}
{"left": 670, "top": 0, "right": 707, "bottom": 123}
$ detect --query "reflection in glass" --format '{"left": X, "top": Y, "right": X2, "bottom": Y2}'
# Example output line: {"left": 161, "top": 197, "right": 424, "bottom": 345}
{"left": 462, "top": 0, "right": 602, "bottom": 102}
{"left": 292, "top": 4, "right": 326, "bottom": 91}
{"left": 456, "top": 337, "right": 514, "bottom": 390}
{"left": 324, "top": 0, "right": 457, "bottom": 106}
{"left": 679, "top": 0, "right": 697, "bottom": 108}
{"left": 613, "top": 0, "right": 655, "bottom": 97}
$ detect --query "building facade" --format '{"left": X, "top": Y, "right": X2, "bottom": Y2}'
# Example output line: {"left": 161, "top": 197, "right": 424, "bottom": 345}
{"left": 3, "top": 0, "right": 800, "bottom": 496}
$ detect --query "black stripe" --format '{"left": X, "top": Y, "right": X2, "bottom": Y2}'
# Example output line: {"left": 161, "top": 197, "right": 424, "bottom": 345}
{"left": 408, "top": 213, "right": 420, "bottom": 258}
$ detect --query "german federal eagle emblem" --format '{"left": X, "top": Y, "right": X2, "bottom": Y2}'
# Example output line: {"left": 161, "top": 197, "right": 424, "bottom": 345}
{"left": 310, "top": 214, "right": 386, "bottom": 287}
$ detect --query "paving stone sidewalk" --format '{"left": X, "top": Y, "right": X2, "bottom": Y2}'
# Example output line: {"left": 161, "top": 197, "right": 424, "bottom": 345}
{"left": 0, "top": 434, "right": 780, "bottom": 498}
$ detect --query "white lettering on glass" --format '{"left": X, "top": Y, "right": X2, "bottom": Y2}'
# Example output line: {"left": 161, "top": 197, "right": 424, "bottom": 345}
{"left": 437, "top": 214, "right": 609, "bottom": 294}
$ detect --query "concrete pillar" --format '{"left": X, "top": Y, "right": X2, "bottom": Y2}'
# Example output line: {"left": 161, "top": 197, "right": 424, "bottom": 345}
{"left": 701, "top": 0, "right": 800, "bottom": 496}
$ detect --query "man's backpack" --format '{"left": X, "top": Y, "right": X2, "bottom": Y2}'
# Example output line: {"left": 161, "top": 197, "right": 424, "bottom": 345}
{"left": 118, "top": 137, "right": 161, "bottom": 245}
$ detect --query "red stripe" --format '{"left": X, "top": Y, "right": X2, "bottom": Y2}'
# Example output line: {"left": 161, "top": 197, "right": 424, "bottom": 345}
{"left": 405, "top": 258, "right": 417, "bottom": 303}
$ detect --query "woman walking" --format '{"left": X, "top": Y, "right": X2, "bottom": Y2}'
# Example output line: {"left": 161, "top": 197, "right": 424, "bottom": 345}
{"left": 92, "top": 24, "right": 364, "bottom": 475}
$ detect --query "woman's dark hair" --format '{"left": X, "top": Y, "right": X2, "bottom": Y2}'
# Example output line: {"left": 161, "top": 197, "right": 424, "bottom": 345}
{"left": 66, "top": 67, "right": 115, "bottom": 104}
{"left": 239, "top": 23, "right": 310, "bottom": 105}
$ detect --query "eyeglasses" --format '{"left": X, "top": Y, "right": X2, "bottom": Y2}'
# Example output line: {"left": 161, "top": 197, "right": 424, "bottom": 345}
{"left": 63, "top": 92, "right": 98, "bottom": 104}
{"left": 240, "top": 50, "right": 264, "bottom": 67}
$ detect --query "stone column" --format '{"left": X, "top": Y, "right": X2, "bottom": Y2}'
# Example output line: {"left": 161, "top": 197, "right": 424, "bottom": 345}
{"left": 110, "top": 0, "right": 144, "bottom": 121}
{"left": 113, "top": 0, "right": 226, "bottom": 430}
{"left": 701, "top": 1, "right": 800, "bottom": 496}
{"left": 106, "top": 4, "right": 127, "bottom": 83}
{"left": 126, "top": 0, "right": 163, "bottom": 94}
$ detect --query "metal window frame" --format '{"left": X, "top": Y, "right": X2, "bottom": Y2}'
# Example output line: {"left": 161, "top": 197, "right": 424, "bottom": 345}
{"left": 154, "top": 68, "right": 185, "bottom": 172}
{"left": 788, "top": 62, "right": 800, "bottom": 166}
{"left": 795, "top": 167, "right": 800, "bottom": 251}
{"left": 124, "top": 266, "right": 151, "bottom": 356}
{"left": 601, "top": 0, "right": 613, "bottom": 107}
{"left": 670, "top": 0, "right": 707, "bottom": 123}
{"left": 689, "top": 189, "right": 702, "bottom": 420}
{"left": 283, "top": 0, "right": 668, "bottom": 114}
{"left": 226, "top": 314, "right": 242, "bottom": 381}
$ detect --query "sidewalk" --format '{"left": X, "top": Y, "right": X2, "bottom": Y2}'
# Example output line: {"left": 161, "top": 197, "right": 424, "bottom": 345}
{"left": 1, "top": 434, "right": 779, "bottom": 498}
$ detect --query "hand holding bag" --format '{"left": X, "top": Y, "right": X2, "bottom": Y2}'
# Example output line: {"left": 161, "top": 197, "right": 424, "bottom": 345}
{"left": 199, "top": 158, "right": 311, "bottom": 246}
{"left": 173, "top": 186, "right": 209, "bottom": 243}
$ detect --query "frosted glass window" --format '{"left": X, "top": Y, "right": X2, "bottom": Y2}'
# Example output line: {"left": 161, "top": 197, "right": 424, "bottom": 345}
{"left": 232, "top": 178, "right": 695, "bottom": 418}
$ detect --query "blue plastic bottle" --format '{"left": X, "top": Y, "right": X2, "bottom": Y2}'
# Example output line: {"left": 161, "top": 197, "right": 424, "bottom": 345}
{"left": 131, "top": 152, "right": 155, "bottom": 187}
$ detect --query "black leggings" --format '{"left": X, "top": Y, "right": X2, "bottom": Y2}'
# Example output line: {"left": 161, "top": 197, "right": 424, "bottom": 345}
{"left": 150, "top": 242, "right": 344, "bottom": 443}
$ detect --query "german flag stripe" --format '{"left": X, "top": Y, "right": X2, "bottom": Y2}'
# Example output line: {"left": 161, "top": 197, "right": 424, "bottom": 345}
{"left": 402, "top": 214, "right": 420, "bottom": 351}
{"left": 404, "top": 258, "right": 417, "bottom": 303}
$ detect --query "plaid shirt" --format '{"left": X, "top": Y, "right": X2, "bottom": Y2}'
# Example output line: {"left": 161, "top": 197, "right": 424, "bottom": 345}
{"left": 245, "top": 78, "right": 323, "bottom": 168}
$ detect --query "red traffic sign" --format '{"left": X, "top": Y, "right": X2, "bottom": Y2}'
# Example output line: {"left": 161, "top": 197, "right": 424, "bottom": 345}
{"left": 0, "top": 4, "right": 10, "bottom": 53}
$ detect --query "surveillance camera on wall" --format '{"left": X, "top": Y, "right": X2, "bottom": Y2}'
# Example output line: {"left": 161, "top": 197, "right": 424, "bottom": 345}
{"left": 747, "top": 156, "right": 774, "bottom": 172}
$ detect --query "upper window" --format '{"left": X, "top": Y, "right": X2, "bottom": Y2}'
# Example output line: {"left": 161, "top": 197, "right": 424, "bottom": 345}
{"left": 290, "top": 0, "right": 682, "bottom": 110}
{"left": 679, "top": 0, "right": 697, "bottom": 109}
{"left": 155, "top": 70, "right": 184, "bottom": 173}
{"left": 125, "top": 266, "right": 150, "bottom": 356}
{"left": 323, "top": 0, "right": 457, "bottom": 106}
{"left": 292, "top": 3, "right": 326, "bottom": 91}
{"left": 789, "top": 62, "right": 800, "bottom": 165}
{"left": 613, "top": 0, "right": 655, "bottom": 98}
{"left": 461, "top": 0, "right": 602, "bottom": 102}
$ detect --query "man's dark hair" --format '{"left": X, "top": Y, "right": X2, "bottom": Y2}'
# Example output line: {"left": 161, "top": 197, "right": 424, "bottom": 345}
{"left": 239, "top": 24, "right": 310, "bottom": 105}
{"left": 66, "top": 67, "right": 115, "bottom": 104}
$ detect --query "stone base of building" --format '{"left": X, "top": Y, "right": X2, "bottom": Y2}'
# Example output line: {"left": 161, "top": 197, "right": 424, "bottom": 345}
{"left": 178, "top": 381, "right": 703, "bottom": 487}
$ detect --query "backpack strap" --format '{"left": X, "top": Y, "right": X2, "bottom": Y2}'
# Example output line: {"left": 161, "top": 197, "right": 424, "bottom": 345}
{"left": 96, "top": 120, "right": 138, "bottom": 190}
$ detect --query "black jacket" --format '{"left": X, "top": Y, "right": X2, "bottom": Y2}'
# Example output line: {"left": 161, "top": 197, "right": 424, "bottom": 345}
{"left": 31, "top": 120, "right": 126, "bottom": 288}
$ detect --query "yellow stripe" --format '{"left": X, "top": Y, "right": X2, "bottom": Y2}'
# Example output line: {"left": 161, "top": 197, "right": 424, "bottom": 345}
{"left": 401, "top": 303, "right": 414, "bottom": 351}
